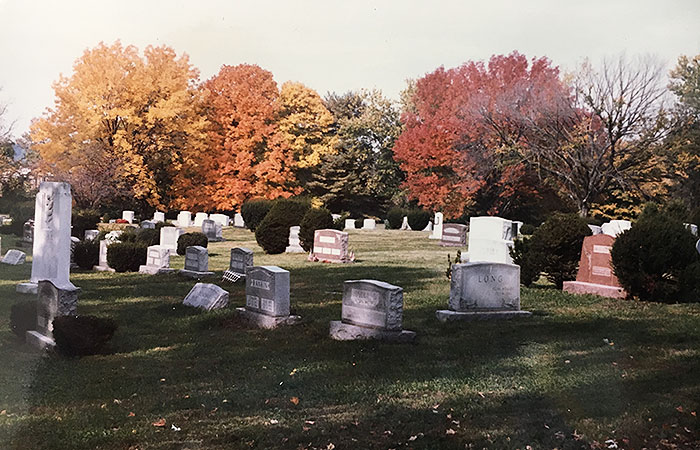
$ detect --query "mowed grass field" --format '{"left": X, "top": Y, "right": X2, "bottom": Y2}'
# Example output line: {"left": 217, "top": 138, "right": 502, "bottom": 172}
{"left": 0, "top": 227, "right": 699, "bottom": 450}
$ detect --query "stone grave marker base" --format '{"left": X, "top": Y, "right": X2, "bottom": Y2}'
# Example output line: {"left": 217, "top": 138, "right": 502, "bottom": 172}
{"left": 329, "top": 321, "right": 416, "bottom": 343}
{"left": 236, "top": 307, "right": 301, "bottom": 329}
{"left": 16, "top": 282, "right": 38, "bottom": 294}
{"left": 179, "top": 269, "right": 215, "bottom": 279}
{"left": 563, "top": 281, "right": 626, "bottom": 299}
{"left": 93, "top": 265, "right": 115, "bottom": 273}
{"left": 138, "top": 265, "right": 176, "bottom": 275}
{"left": 435, "top": 309, "right": 532, "bottom": 323}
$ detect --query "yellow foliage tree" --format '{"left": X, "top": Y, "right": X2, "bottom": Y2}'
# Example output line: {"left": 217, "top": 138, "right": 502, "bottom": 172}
{"left": 31, "top": 41, "right": 207, "bottom": 209}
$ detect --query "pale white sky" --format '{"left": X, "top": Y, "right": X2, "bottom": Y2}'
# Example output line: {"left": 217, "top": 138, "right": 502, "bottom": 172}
{"left": 1, "top": 0, "right": 699, "bottom": 137}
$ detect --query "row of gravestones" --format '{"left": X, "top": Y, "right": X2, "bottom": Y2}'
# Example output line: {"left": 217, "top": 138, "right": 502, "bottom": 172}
{"left": 110, "top": 210, "right": 245, "bottom": 229}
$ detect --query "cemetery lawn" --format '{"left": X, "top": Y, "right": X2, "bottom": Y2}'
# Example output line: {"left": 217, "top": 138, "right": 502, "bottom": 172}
{"left": 1, "top": 228, "right": 699, "bottom": 450}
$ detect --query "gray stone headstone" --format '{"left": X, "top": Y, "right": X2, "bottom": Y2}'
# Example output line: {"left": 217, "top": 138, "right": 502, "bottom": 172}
{"left": 183, "top": 283, "right": 229, "bottom": 311}
{"left": 229, "top": 247, "right": 254, "bottom": 275}
{"left": 2, "top": 249, "right": 26, "bottom": 265}
{"left": 94, "top": 239, "right": 116, "bottom": 272}
{"left": 139, "top": 245, "right": 174, "bottom": 275}
{"left": 84, "top": 229, "right": 100, "bottom": 241}
{"left": 440, "top": 223, "right": 467, "bottom": 247}
{"left": 140, "top": 220, "right": 156, "bottom": 229}
{"left": 285, "top": 226, "right": 304, "bottom": 253}
{"left": 245, "top": 266, "right": 290, "bottom": 317}
{"left": 202, "top": 219, "right": 223, "bottom": 242}
{"left": 23, "top": 219, "right": 34, "bottom": 244}
{"left": 177, "top": 211, "right": 192, "bottom": 228}
{"left": 185, "top": 246, "right": 208, "bottom": 272}
{"left": 26, "top": 280, "right": 80, "bottom": 349}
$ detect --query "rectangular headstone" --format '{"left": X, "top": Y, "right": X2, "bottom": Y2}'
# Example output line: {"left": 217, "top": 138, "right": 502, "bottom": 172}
{"left": 312, "top": 229, "right": 350, "bottom": 263}
{"left": 202, "top": 219, "right": 223, "bottom": 242}
{"left": 153, "top": 211, "right": 165, "bottom": 223}
{"left": 229, "top": 247, "right": 254, "bottom": 275}
{"left": 563, "top": 234, "right": 626, "bottom": 299}
{"left": 159, "top": 226, "right": 184, "bottom": 252}
{"left": 362, "top": 218, "right": 376, "bottom": 230}
{"left": 467, "top": 216, "right": 514, "bottom": 263}
{"left": 245, "top": 266, "right": 290, "bottom": 317}
{"left": 285, "top": 226, "right": 304, "bottom": 253}
{"left": 26, "top": 280, "right": 80, "bottom": 349}
{"left": 139, "top": 245, "right": 173, "bottom": 274}
{"left": 448, "top": 262, "right": 521, "bottom": 311}
{"left": 84, "top": 229, "right": 100, "bottom": 241}
{"left": 183, "top": 283, "right": 229, "bottom": 311}
{"left": 140, "top": 220, "right": 156, "bottom": 229}
{"left": 210, "top": 214, "right": 230, "bottom": 227}
{"left": 184, "top": 245, "right": 209, "bottom": 272}
{"left": 23, "top": 220, "right": 34, "bottom": 244}
{"left": 344, "top": 219, "right": 356, "bottom": 230}
{"left": 233, "top": 213, "right": 245, "bottom": 228}
{"left": 194, "top": 212, "right": 208, "bottom": 227}
{"left": 177, "top": 211, "right": 192, "bottom": 228}
{"left": 429, "top": 212, "right": 443, "bottom": 239}
{"left": 122, "top": 211, "right": 134, "bottom": 224}
{"left": 341, "top": 280, "right": 403, "bottom": 331}
{"left": 440, "top": 223, "right": 467, "bottom": 247}
{"left": 93, "top": 239, "right": 115, "bottom": 272}
{"left": 2, "top": 249, "right": 26, "bottom": 265}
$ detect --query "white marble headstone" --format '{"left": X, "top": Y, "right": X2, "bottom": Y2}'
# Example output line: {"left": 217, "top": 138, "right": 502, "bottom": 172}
{"left": 194, "top": 212, "right": 209, "bottom": 227}
{"left": 122, "top": 211, "right": 135, "bottom": 224}
{"left": 429, "top": 212, "right": 443, "bottom": 239}
{"left": 2, "top": 249, "right": 26, "bottom": 265}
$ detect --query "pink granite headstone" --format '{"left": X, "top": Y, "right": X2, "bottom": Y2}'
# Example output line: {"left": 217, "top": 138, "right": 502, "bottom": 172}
{"left": 312, "top": 229, "right": 351, "bottom": 263}
{"left": 563, "top": 234, "right": 627, "bottom": 299}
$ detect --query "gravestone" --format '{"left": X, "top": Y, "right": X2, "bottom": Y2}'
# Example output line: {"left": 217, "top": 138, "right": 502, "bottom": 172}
{"left": 400, "top": 216, "right": 411, "bottom": 230}
{"left": 22, "top": 219, "right": 34, "bottom": 244}
{"left": 179, "top": 245, "right": 214, "bottom": 278}
{"left": 183, "top": 283, "right": 229, "bottom": 311}
{"left": 177, "top": 211, "right": 192, "bottom": 228}
{"left": 563, "top": 234, "right": 627, "bottom": 299}
{"left": 331, "top": 213, "right": 341, "bottom": 221}
{"left": 601, "top": 220, "right": 631, "bottom": 237}
{"left": 440, "top": 223, "right": 467, "bottom": 247}
{"left": 329, "top": 279, "right": 416, "bottom": 342}
{"left": 362, "top": 218, "right": 376, "bottom": 230}
{"left": 311, "top": 229, "right": 352, "bottom": 263}
{"left": 153, "top": 211, "right": 165, "bottom": 223}
{"left": 344, "top": 219, "right": 356, "bottom": 230}
{"left": 210, "top": 214, "right": 230, "bottom": 227}
{"left": 684, "top": 223, "right": 698, "bottom": 237}
{"left": 588, "top": 224, "right": 603, "bottom": 235}
{"left": 696, "top": 239, "right": 700, "bottom": 255}
{"left": 229, "top": 247, "right": 254, "bottom": 276}
{"left": 429, "top": 212, "right": 443, "bottom": 239}
{"left": 140, "top": 220, "right": 156, "bottom": 229}
{"left": 285, "top": 226, "right": 304, "bottom": 253}
{"left": 139, "top": 245, "right": 174, "bottom": 275}
{"left": 466, "top": 216, "right": 515, "bottom": 264}
{"left": 93, "top": 239, "right": 116, "bottom": 272}
{"left": 159, "top": 226, "right": 183, "bottom": 252}
{"left": 17, "top": 182, "right": 76, "bottom": 295}
{"left": 237, "top": 265, "right": 301, "bottom": 328}
{"left": 84, "top": 229, "right": 99, "bottom": 241}
{"left": 122, "top": 211, "right": 135, "bottom": 224}
{"left": 70, "top": 236, "right": 80, "bottom": 268}
{"left": 202, "top": 219, "right": 223, "bottom": 242}
{"left": 26, "top": 280, "right": 80, "bottom": 350}
{"left": 436, "top": 262, "right": 531, "bottom": 322}
{"left": 233, "top": 213, "right": 245, "bottom": 228}
{"left": 194, "top": 212, "right": 208, "bottom": 227}
{"left": 2, "top": 249, "right": 26, "bottom": 265}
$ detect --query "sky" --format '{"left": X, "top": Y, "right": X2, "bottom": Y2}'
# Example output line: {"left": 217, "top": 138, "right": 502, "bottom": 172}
{"left": 0, "top": 0, "right": 699, "bottom": 137}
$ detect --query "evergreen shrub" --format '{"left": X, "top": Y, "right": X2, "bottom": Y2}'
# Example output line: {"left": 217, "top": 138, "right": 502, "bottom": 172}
{"left": 241, "top": 199, "right": 274, "bottom": 232}
{"left": 386, "top": 207, "right": 405, "bottom": 230}
{"left": 299, "top": 208, "right": 334, "bottom": 252}
{"left": 106, "top": 241, "right": 148, "bottom": 272}
{"left": 52, "top": 315, "right": 118, "bottom": 357}
{"left": 407, "top": 209, "right": 431, "bottom": 231}
{"left": 73, "top": 239, "right": 99, "bottom": 270}
{"left": 177, "top": 232, "right": 208, "bottom": 256}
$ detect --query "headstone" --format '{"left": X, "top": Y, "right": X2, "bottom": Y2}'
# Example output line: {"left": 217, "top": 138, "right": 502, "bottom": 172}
{"left": 159, "top": 226, "right": 184, "bottom": 252}
{"left": 183, "top": 283, "right": 229, "bottom": 311}
{"left": 440, "top": 223, "right": 468, "bottom": 247}
{"left": 177, "top": 211, "right": 192, "bottom": 228}
{"left": 26, "top": 280, "right": 80, "bottom": 350}
{"left": 329, "top": 280, "right": 416, "bottom": 342}
{"left": 93, "top": 239, "right": 115, "bottom": 272}
{"left": 194, "top": 212, "right": 208, "bottom": 227}
{"left": 179, "top": 245, "right": 214, "bottom": 278}
{"left": 202, "top": 219, "right": 223, "bottom": 242}
{"left": 684, "top": 223, "right": 698, "bottom": 237}
{"left": 512, "top": 221, "right": 523, "bottom": 237}
{"left": 236, "top": 265, "right": 301, "bottom": 328}
{"left": 17, "top": 182, "right": 76, "bottom": 295}
{"left": 233, "top": 213, "right": 245, "bottom": 228}
{"left": 331, "top": 214, "right": 341, "bottom": 221}
{"left": 563, "top": 234, "right": 627, "bottom": 299}
{"left": 429, "top": 212, "right": 443, "bottom": 239}
{"left": 466, "top": 216, "right": 515, "bottom": 263}
{"left": 601, "top": 220, "right": 632, "bottom": 237}
{"left": 400, "top": 216, "right": 411, "bottom": 231}
{"left": 696, "top": 239, "right": 700, "bottom": 255}
{"left": 122, "top": 211, "right": 135, "bottom": 224}
{"left": 153, "top": 211, "right": 165, "bottom": 223}
{"left": 140, "top": 220, "right": 156, "bottom": 229}
{"left": 588, "top": 224, "right": 603, "bottom": 235}
{"left": 362, "top": 218, "right": 376, "bottom": 230}
{"left": 436, "top": 262, "right": 531, "bottom": 322}
{"left": 2, "top": 249, "right": 26, "bottom": 265}
{"left": 229, "top": 247, "right": 254, "bottom": 276}
{"left": 69, "top": 236, "right": 80, "bottom": 268}
{"left": 139, "top": 245, "right": 174, "bottom": 275}
{"left": 210, "top": 214, "right": 230, "bottom": 227}
{"left": 84, "top": 229, "right": 100, "bottom": 241}
{"left": 311, "top": 229, "right": 352, "bottom": 263}
{"left": 22, "top": 219, "right": 34, "bottom": 244}
{"left": 344, "top": 219, "right": 356, "bottom": 230}
{"left": 285, "top": 226, "right": 304, "bottom": 253}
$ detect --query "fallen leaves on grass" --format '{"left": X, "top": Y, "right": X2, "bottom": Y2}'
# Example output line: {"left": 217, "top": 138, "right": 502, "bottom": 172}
{"left": 152, "top": 418, "right": 166, "bottom": 427}
{"left": 290, "top": 396, "right": 299, "bottom": 405}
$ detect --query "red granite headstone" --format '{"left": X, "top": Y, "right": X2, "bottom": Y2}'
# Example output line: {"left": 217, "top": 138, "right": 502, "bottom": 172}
{"left": 312, "top": 229, "right": 351, "bottom": 263}
{"left": 440, "top": 223, "right": 468, "bottom": 247}
{"left": 563, "top": 234, "right": 626, "bottom": 298}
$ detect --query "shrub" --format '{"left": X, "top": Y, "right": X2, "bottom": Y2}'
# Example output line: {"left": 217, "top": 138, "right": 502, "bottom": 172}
{"left": 0, "top": 200, "right": 34, "bottom": 236}
{"left": 135, "top": 228, "right": 160, "bottom": 246}
{"left": 611, "top": 204, "right": 699, "bottom": 302}
{"left": 519, "top": 223, "right": 536, "bottom": 235}
{"left": 332, "top": 212, "right": 349, "bottom": 231}
{"left": 300, "top": 208, "right": 334, "bottom": 252}
{"left": 72, "top": 209, "right": 101, "bottom": 239}
{"left": 355, "top": 217, "right": 364, "bottom": 229}
{"left": 155, "top": 221, "right": 175, "bottom": 231}
{"left": 254, "top": 199, "right": 311, "bottom": 254}
{"left": 177, "top": 232, "right": 208, "bottom": 256}
{"left": 407, "top": 209, "right": 431, "bottom": 231}
{"left": 73, "top": 239, "right": 99, "bottom": 270}
{"left": 106, "top": 241, "right": 148, "bottom": 272}
{"left": 510, "top": 237, "right": 540, "bottom": 287}
{"left": 386, "top": 207, "right": 405, "bottom": 230}
{"left": 10, "top": 299, "right": 37, "bottom": 340}
{"left": 52, "top": 315, "right": 117, "bottom": 357}
{"left": 528, "top": 212, "right": 591, "bottom": 288}
{"left": 241, "top": 199, "right": 273, "bottom": 232}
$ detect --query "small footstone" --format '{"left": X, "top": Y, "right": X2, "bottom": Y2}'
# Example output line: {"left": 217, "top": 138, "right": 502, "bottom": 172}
{"left": 329, "top": 321, "right": 416, "bottom": 343}
{"left": 236, "top": 307, "right": 302, "bottom": 329}
{"left": 435, "top": 310, "right": 532, "bottom": 322}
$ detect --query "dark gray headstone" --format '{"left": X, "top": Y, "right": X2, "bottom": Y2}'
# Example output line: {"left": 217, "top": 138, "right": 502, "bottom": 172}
{"left": 183, "top": 283, "right": 229, "bottom": 310}
{"left": 341, "top": 280, "right": 403, "bottom": 331}
{"left": 184, "top": 246, "right": 208, "bottom": 272}
{"left": 229, "top": 247, "right": 253, "bottom": 275}
{"left": 26, "top": 280, "right": 80, "bottom": 349}
{"left": 245, "top": 266, "right": 290, "bottom": 317}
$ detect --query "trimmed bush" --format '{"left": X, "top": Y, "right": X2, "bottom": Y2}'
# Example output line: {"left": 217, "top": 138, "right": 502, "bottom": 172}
{"left": 155, "top": 221, "right": 175, "bottom": 231}
{"left": 611, "top": 204, "right": 699, "bottom": 302}
{"left": 73, "top": 239, "right": 99, "bottom": 270}
{"left": 299, "top": 208, "right": 334, "bottom": 252}
{"left": 52, "top": 315, "right": 117, "bottom": 357}
{"left": 254, "top": 199, "right": 312, "bottom": 254}
{"left": 135, "top": 228, "right": 160, "bottom": 246}
{"left": 386, "top": 207, "right": 405, "bottom": 230}
{"left": 332, "top": 212, "right": 349, "bottom": 231}
{"left": 106, "top": 241, "right": 148, "bottom": 272}
{"left": 354, "top": 217, "right": 364, "bottom": 229}
{"left": 519, "top": 223, "right": 536, "bottom": 235}
{"left": 72, "top": 209, "right": 101, "bottom": 239}
{"left": 10, "top": 299, "right": 37, "bottom": 341}
{"left": 510, "top": 237, "right": 540, "bottom": 287}
{"left": 177, "top": 232, "right": 208, "bottom": 256}
{"left": 407, "top": 209, "right": 431, "bottom": 231}
{"left": 241, "top": 199, "right": 273, "bottom": 232}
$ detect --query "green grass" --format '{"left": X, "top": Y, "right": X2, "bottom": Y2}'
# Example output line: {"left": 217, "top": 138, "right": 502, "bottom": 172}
{"left": 1, "top": 228, "right": 699, "bottom": 449}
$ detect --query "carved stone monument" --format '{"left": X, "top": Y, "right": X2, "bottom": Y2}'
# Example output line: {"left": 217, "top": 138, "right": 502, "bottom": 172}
{"left": 233, "top": 213, "right": 245, "bottom": 228}
{"left": 139, "top": 245, "right": 175, "bottom": 275}
{"left": 210, "top": 214, "right": 230, "bottom": 227}
{"left": 563, "top": 234, "right": 627, "bottom": 299}
{"left": 429, "top": 212, "right": 444, "bottom": 239}
{"left": 400, "top": 216, "right": 411, "bottom": 230}
{"left": 179, "top": 245, "right": 214, "bottom": 278}
{"left": 84, "top": 229, "right": 100, "bottom": 241}
{"left": 311, "top": 229, "right": 352, "bottom": 263}
{"left": 329, "top": 280, "right": 416, "bottom": 342}
{"left": 285, "top": 226, "right": 304, "bottom": 253}
{"left": 177, "top": 211, "right": 192, "bottom": 228}
{"left": 440, "top": 223, "right": 467, "bottom": 247}
{"left": 202, "top": 219, "right": 224, "bottom": 242}
{"left": 183, "top": 283, "right": 229, "bottom": 311}
{"left": 229, "top": 247, "right": 254, "bottom": 277}
{"left": 122, "top": 210, "right": 135, "bottom": 224}
{"left": 159, "top": 226, "right": 184, "bottom": 252}
{"left": 344, "top": 219, "right": 356, "bottom": 230}
{"left": 362, "top": 218, "right": 376, "bottom": 230}
{"left": 194, "top": 212, "right": 209, "bottom": 227}
{"left": 2, "top": 249, "right": 26, "bottom": 265}
{"left": 601, "top": 220, "right": 632, "bottom": 237}
{"left": 153, "top": 211, "right": 165, "bottom": 223}
{"left": 93, "top": 239, "right": 116, "bottom": 272}
{"left": 237, "top": 265, "right": 301, "bottom": 328}
{"left": 26, "top": 280, "right": 80, "bottom": 350}
{"left": 466, "top": 216, "right": 516, "bottom": 264}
